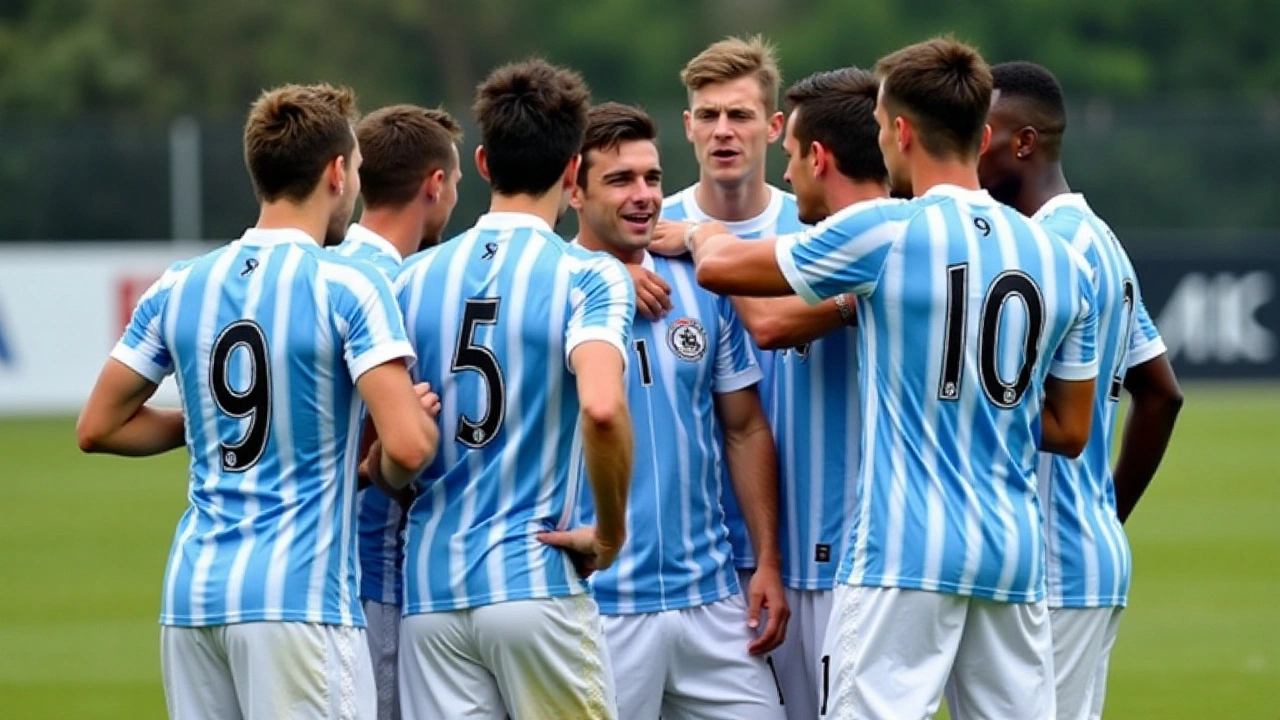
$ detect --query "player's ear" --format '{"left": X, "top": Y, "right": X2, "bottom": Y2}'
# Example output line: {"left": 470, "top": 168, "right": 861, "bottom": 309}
{"left": 1014, "top": 126, "right": 1035, "bottom": 160}
{"left": 766, "top": 110, "right": 784, "bottom": 144}
{"left": 327, "top": 155, "right": 346, "bottom": 197}
{"left": 568, "top": 179, "right": 585, "bottom": 211}
{"left": 682, "top": 109, "right": 694, "bottom": 143}
{"left": 422, "top": 168, "right": 445, "bottom": 203}
{"left": 561, "top": 153, "right": 581, "bottom": 193}
{"left": 811, "top": 141, "right": 827, "bottom": 177}
{"left": 894, "top": 115, "right": 912, "bottom": 153}
{"left": 474, "top": 146, "right": 490, "bottom": 182}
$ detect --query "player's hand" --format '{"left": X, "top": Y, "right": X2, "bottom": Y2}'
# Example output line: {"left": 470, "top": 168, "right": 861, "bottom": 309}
{"left": 650, "top": 220, "right": 693, "bottom": 257}
{"left": 358, "top": 439, "right": 383, "bottom": 486}
{"left": 537, "top": 526, "right": 623, "bottom": 579}
{"left": 746, "top": 565, "right": 789, "bottom": 655}
{"left": 414, "top": 382, "right": 442, "bottom": 419}
{"left": 625, "top": 265, "right": 673, "bottom": 320}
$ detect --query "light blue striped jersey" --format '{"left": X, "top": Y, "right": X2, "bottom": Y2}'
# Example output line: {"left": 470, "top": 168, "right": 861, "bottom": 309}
{"left": 395, "top": 212, "right": 635, "bottom": 614}
{"left": 662, "top": 183, "right": 805, "bottom": 570}
{"left": 1033, "top": 194, "right": 1165, "bottom": 608}
{"left": 777, "top": 185, "right": 1099, "bottom": 603}
{"left": 111, "top": 227, "right": 415, "bottom": 627}
{"left": 578, "top": 252, "right": 761, "bottom": 615}
{"left": 332, "top": 224, "right": 408, "bottom": 606}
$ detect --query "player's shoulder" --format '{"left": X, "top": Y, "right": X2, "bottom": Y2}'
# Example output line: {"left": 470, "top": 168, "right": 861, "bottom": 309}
{"left": 816, "top": 195, "right": 917, "bottom": 236}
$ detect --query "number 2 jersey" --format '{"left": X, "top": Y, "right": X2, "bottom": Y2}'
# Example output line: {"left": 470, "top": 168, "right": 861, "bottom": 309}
{"left": 111, "top": 227, "right": 415, "bottom": 627}
{"left": 394, "top": 212, "right": 635, "bottom": 614}
{"left": 775, "top": 185, "right": 1099, "bottom": 603}
{"left": 1034, "top": 193, "right": 1166, "bottom": 609}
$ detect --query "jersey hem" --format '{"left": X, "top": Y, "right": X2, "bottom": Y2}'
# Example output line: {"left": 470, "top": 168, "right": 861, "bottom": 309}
{"left": 782, "top": 575, "right": 838, "bottom": 591}
{"left": 160, "top": 611, "right": 364, "bottom": 628}
{"left": 1047, "top": 595, "right": 1128, "bottom": 609}
{"left": 595, "top": 585, "right": 736, "bottom": 616}
{"left": 401, "top": 584, "right": 588, "bottom": 615}
{"left": 839, "top": 576, "right": 1045, "bottom": 604}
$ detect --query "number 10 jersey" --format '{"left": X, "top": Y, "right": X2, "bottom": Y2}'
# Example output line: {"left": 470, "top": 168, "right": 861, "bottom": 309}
{"left": 394, "top": 212, "right": 635, "bottom": 615}
{"left": 111, "top": 227, "right": 415, "bottom": 628}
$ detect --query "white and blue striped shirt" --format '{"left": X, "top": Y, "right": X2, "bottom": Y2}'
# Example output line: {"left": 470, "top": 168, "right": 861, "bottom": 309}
{"left": 111, "top": 227, "right": 415, "bottom": 627}
{"left": 333, "top": 224, "right": 408, "bottom": 606}
{"left": 578, "top": 252, "right": 760, "bottom": 615}
{"left": 1034, "top": 193, "right": 1166, "bottom": 608}
{"left": 662, "top": 184, "right": 806, "bottom": 571}
{"left": 777, "top": 185, "right": 1099, "bottom": 603}
{"left": 396, "top": 212, "right": 635, "bottom": 614}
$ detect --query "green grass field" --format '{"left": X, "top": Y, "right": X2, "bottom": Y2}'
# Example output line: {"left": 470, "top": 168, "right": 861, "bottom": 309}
{"left": 1, "top": 383, "right": 1277, "bottom": 718}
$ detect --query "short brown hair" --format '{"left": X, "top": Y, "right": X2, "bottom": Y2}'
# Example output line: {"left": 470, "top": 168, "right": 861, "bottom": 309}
{"left": 578, "top": 102, "right": 658, "bottom": 188}
{"left": 356, "top": 105, "right": 463, "bottom": 209}
{"left": 243, "top": 83, "right": 359, "bottom": 203}
{"left": 875, "top": 36, "right": 992, "bottom": 159}
{"left": 680, "top": 35, "right": 781, "bottom": 113}
{"left": 473, "top": 58, "right": 591, "bottom": 196}
{"left": 785, "top": 68, "right": 887, "bottom": 184}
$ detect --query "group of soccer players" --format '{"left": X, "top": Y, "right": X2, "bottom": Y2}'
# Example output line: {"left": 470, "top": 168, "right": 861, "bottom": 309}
{"left": 76, "top": 31, "right": 1183, "bottom": 720}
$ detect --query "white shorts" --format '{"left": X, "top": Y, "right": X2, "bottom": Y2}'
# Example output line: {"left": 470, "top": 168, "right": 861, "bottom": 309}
{"left": 361, "top": 600, "right": 400, "bottom": 720}
{"left": 821, "top": 585, "right": 1054, "bottom": 720}
{"left": 603, "top": 595, "right": 785, "bottom": 720}
{"left": 161, "top": 622, "right": 375, "bottom": 720}
{"left": 768, "top": 587, "right": 833, "bottom": 720}
{"left": 1049, "top": 606, "right": 1123, "bottom": 720}
{"left": 399, "top": 595, "right": 616, "bottom": 720}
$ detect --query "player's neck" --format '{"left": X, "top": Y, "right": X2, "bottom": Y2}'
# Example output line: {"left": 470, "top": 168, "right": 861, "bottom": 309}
{"left": 489, "top": 190, "right": 562, "bottom": 230}
{"left": 576, "top": 223, "right": 644, "bottom": 265}
{"left": 909, "top": 154, "right": 981, "bottom": 197}
{"left": 694, "top": 171, "right": 771, "bottom": 222}
{"left": 1021, "top": 164, "right": 1072, "bottom": 216}
{"left": 358, "top": 208, "right": 421, "bottom": 260}
{"left": 827, "top": 177, "right": 890, "bottom": 213}
{"left": 255, "top": 200, "right": 329, "bottom": 246}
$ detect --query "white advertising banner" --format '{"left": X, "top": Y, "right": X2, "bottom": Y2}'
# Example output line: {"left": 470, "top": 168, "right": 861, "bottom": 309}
{"left": 0, "top": 243, "right": 217, "bottom": 415}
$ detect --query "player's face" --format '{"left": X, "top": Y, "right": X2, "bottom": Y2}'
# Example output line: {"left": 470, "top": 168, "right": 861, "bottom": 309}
{"left": 978, "top": 92, "right": 1022, "bottom": 206}
{"left": 875, "top": 85, "right": 912, "bottom": 197}
{"left": 782, "top": 110, "right": 826, "bottom": 225}
{"left": 326, "top": 140, "right": 362, "bottom": 246}
{"left": 684, "top": 76, "right": 782, "bottom": 188}
{"left": 578, "top": 140, "right": 663, "bottom": 257}
{"left": 422, "top": 145, "right": 462, "bottom": 250}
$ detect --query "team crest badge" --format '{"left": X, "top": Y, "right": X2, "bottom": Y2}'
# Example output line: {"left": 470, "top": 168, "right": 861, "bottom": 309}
{"left": 667, "top": 317, "right": 708, "bottom": 362}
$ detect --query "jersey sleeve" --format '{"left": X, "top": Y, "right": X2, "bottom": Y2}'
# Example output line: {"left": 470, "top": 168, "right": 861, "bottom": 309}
{"left": 1126, "top": 298, "right": 1167, "bottom": 368}
{"left": 330, "top": 263, "right": 416, "bottom": 382}
{"left": 109, "top": 267, "right": 178, "bottom": 384}
{"left": 712, "top": 296, "right": 762, "bottom": 394}
{"left": 565, "top": 255, "right": 635, "bottom": 365}
{"left": 774, "top": 199, "right": 909, "bottom": 304}
{"left": 1049, "top": 255, "right": 1101, "bottom": 381}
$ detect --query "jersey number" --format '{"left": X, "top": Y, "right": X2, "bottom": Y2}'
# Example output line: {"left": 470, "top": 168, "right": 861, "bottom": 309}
{"left": 452, "top": 299, "right": 505, "bottom": 448}
{"left": 1109, "top": 279, "right": 1137, "bottom": 402}
{"left": 938, "top": 264, "right": 1046, "bottom": 408}
{"left": 209, "top": 320, "right": 271, "bottom": 472}
{"left": 633, "top": 339, "right": 654, "bottom": 387}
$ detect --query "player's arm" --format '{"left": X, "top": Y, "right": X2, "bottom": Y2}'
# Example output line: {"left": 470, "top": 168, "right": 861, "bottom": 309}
{"left": 573, "top": 341, "right": 632, "bottom": 558}
{"left": 1113, "top": 352, "right": 1183, "bottom": 524}
{"left": 76, "top": 359, "right": 184, "bottom": 456}
{"left": 357, "top": 363, "right": 438, "bottom": 490}
{"left": 1041, "top": 261, "right": 1101, "bottom": 457}
{"left": 715, "top": 386, "right": 788, "bottom": 654}
{"left": 729, "top": 294, "right": 854, "bottom": 350}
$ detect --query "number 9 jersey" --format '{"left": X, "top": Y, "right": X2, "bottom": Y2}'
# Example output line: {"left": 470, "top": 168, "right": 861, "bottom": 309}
{"left": 393, "top": 212, "right": 635, "bottom": 614}
{"left": 111, "top": 227, "right": 416, "bottom": 628}
{"left": 775, "top": 185, "right": 1099, "bottom": 603}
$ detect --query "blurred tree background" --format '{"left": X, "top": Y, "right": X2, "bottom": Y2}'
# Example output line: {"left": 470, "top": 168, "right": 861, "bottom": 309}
{"left": 0, "top": 0, "right": 1277, "bottom": 246}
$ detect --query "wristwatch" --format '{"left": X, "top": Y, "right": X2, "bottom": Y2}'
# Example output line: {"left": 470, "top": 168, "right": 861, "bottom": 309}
{"left": 833, "top": 293, "right": 857, "bottom": 326}
{"left": 682, "top": 222, "right": 702, "bottom": 252}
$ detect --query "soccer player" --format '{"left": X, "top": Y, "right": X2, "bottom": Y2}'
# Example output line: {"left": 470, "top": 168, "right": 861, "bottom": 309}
{"left": 333, "top": 103, "right": 464, "bottom": 720}
{"left": 393, "top": 59, "right": 635, "bottom": 720}
{"left": 656, "top": 33, "right": 805, "bottom": 606}
{"left": 569, "top": 101, "right": 787, "bottom": 719}
{"left": 76, "top": 83, "right": 440, "bottom": 720}
{"left": 979, "top": 61, "right": 1184, "bottom": 720}
{"left": 661, "top": 37, "right": 1102, "bottom": 719}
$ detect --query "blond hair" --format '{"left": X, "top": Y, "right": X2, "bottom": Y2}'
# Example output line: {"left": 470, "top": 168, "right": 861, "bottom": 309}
{"left": 680, "top": 35, "right": 781, "bottom": 112}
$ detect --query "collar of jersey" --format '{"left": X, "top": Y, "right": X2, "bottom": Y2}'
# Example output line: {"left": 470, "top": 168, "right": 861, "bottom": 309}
{"left": 676, "top": 183, "right": 786, "bottom": 236}
{"left": 568, "top": 234, "right": 656, "bottom": 272}
{"left": 922, "top": 184, "right": 997, "bottom": 205}
{"left": 474, "top": 212, "right": 554, "bottom": 234}
{"left": 344, "top": 223, "right": 404, "bottom": 263}
{"left": 1032, "top": 192, "right": 1090, "bottom": 222}
{"left": 238, "top": 227, "right": 320, "bottom": 247}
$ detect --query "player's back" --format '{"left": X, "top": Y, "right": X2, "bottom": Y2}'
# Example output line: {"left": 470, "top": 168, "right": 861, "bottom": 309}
{"left": 128, "top": 228, "right": 411, "bottom": 627}
{"left": 396, "top": 212, "right": 633, "bottom": 614}
{"left": 1034, "top": 194, "right": 1164, "bottom": 607}
{"left": 784, "top": 186, "right": 1096, "bottom": 603}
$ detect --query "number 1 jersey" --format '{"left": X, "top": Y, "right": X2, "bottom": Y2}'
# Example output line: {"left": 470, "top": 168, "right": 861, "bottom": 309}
{"left": 776, "top": 185, "right": 1099, "bottom": 603}
{"left": 394, "top": 212, "right": 635, "bottom": 614}
{"left": 111, "top": 227, "right": 415, "bottom": 628}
